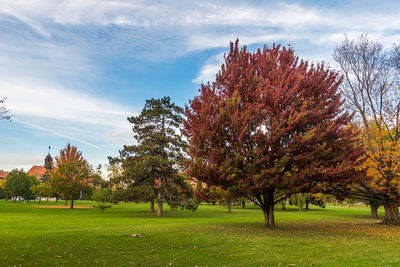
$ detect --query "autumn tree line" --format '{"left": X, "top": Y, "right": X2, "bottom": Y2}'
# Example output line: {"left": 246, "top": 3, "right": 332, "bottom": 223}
{"left": 2, "top": 35, "right": 400, "bottom": 227}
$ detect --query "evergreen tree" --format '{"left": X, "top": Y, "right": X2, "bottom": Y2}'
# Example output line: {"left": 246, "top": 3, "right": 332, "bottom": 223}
{"left": 116, "top": 97, "right": 197, "bottom": 216}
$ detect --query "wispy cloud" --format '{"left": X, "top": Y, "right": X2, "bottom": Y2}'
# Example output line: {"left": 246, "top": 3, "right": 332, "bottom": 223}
{"left": 192, "top": 52, "right": 225, "bottom": 84}
{"left": 1, "top": 0, "right": 400, "bottom": 169}
{"left": 0, "top": 152, "right": 44, "bottom": 171}
{"left": 1, "top": 78, "right": 133, "bottom": 149}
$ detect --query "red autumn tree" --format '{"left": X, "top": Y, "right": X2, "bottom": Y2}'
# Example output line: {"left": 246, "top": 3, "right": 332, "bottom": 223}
{"left": 183, "top": 40, "right": 365, "bottom": 227}
{"left": 50, "top": 144, "right": 92, "bottom": 209}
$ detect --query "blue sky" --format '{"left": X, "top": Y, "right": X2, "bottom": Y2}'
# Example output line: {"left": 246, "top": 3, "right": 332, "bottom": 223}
{"left": 1, "top": 0, "right": 400, "bottom": 173}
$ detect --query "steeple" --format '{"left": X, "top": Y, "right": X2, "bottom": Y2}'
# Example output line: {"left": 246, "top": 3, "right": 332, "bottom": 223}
{"left": 44, "top": 146, "right": 53, "bottom": 171}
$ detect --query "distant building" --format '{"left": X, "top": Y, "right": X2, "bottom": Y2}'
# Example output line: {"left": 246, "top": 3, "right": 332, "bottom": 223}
{"left": 27, "top": 166, "right": 47, "bottom": 180}
{"left": 0, "top": 171, "right": 9, "bottom": 181}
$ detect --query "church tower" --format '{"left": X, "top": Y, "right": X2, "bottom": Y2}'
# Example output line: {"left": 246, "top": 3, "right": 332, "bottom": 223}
{"left": 44, "top": 146, "right": 53, "bottom": 171}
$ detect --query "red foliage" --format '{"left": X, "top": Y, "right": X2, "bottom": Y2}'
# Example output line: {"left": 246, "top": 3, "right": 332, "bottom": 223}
{"left": 183, "top": 40, "right": 365, "bottom": 226}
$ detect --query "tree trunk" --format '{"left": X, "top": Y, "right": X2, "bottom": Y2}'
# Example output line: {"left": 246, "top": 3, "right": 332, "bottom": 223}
{"left": 281, "top": 201, "right": 286, "bottom": 210}
{"left": 38, "top": 197, "right": 41, "bottom": 205}
{"left": 369, "top": 200, "right": 380, "bottom": 219}
{"left": 262, "top": 191, "right": 275, "bottom": 227}
{"left": 55, "top": 196, "right": 58, "bottom": 203}
{"left": 262, "top": 203, "right": 275, "bottom": 227}
{"left": 70, "top": 199, "right": 74, "bottom": 209}
{"left": 268, "top": 202, "right": 275, "bottom": 226}
{"left": 150, "top": 199, "right": 155, "bottom": 212}
{"left": 64, "top": 199, "right": 67, "bottom": 206}
{"left": 305, "top": 200, "right": 310, "bottom": 210}
{"left": 381, "top": 199, "right": 400, "bottom": 225}
{"left": 297, "top": 195, "right": 303, "bottom": 211}
{"left": 241, "top": 199, "right": 246, "bottom": 209}
{"left": 157, "top": 191, "right": 163, "bottom": 217}
{"left": 227, "top": 200, "right": 232, "bottom": 213}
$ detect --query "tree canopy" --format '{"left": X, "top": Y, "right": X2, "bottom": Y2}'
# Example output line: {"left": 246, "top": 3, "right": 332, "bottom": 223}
{"left": 334, "top": 35, "right": 400, "bottom": 225}
{"left": 115, "top": 97, "right": 197, "bottom": 216}
{"left": 5, "top": 169, "right": 38, "bottom": 201}
{"left": 50, "top": 144, "right": 92, "bottom": 209}
{"left": 183, "top": 40, "right": 364, "bottom": 226}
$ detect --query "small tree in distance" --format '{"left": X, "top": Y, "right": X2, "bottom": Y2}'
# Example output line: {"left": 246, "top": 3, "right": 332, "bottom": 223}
{"left": 5, "top": 170, "right": 38, "bottom": 201}
{"left": 50, "top": 144, "right": 92, "bottom": 209}
{"left": 31, "top": 183, "right": 52, "bottom": 205}
{"left": 92, "top": 188, "right": 112, "bottom": 213}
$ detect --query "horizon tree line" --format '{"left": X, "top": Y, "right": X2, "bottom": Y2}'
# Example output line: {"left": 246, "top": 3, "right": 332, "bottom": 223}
{"left": 2, "top": 34, "right": 400, "bottom": 226}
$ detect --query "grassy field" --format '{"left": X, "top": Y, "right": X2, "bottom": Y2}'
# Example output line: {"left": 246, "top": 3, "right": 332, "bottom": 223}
{"left": 1, "top": 200, "right": 400, "bottom": 266}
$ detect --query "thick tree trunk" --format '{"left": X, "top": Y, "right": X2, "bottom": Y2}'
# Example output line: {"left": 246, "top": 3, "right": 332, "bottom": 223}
{"left": 70, "top": 199, "right": 74, "bottom": 209}
{"left": 369, "top": 200, "right": 380, "bottom": 219}
{"left": 381, "top": 199, "right": 400, "bottom": 225}
{"left": 227, "top": 200, "right": 232, "bottom": 213}
{"left": 305, "top": 201, "right": 310, "bottom": 210}
{"left": 150, "top": 199, "right": 155, "bottom": 212}
{"left": 268, "top": 202, "right": 274, "bottom": 225}
{"left": 64, "top": 199, "right": 67, "bottom": 206}
{"left": 38, "top": 197, "right": 41, "bottom": 205}
{"left": 157, "top": 192, "right": 163, "bottom": 217}
{"left": 242, "top": 199, "right": 246, "bottom": 209}
{"left": 55, "top": 197, "right": 58, "bottom": 203}
{"left": 262, "top": 191, "right": 275, "bottom": 227}
{"left": 262, "top": 203, "right": 275, "bottom": 227}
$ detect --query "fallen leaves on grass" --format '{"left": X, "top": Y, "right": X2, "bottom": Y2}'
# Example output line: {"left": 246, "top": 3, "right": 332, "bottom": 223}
{"left": 35, "top": 206, "right": 93, "bottom": 209}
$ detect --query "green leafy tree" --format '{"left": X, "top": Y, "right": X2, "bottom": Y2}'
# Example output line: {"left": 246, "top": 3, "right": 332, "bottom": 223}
{"left": 5, "top": 170, "right": 38, "bottom": 201}
{"left": 31, "top": 183, "right": 52, "bottom": 205}
{"left": 115, "top": 97, "right": 197, "bottom": 216}
{"left": 92, "top": 188, "right": 112, "bottom": 212}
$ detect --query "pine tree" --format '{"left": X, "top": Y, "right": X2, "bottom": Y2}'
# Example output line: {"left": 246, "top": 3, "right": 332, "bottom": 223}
{"left": 118, "top": 97, "right": 197, "bottom": 216}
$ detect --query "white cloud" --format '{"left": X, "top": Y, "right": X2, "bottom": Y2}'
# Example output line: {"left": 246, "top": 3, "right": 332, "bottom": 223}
{"left": 0, "top": 73, "right": 133, "bottom": 151}
{"left": 192, "top": 52, "right": 225, "bottom": 84}
{"left": 0, "top": 152, "right": 44, "bottom": 171}
{"left": 2, "top": 0, "right": 400, "bottom": 169}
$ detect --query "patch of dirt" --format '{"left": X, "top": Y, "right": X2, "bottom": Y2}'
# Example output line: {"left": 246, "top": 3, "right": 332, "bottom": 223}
{"left": 35, "top": 206, "right": 93, "bottom": 209}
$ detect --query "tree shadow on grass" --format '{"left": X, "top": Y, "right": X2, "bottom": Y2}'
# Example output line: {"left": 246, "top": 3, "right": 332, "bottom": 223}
{"left": 204, "top": 219, "right": 399, "bottom": 240}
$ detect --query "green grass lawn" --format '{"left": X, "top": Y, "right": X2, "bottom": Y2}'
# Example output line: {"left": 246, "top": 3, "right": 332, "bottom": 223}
{"left": 1, "top": 200, "right": 400, "bottom": 266}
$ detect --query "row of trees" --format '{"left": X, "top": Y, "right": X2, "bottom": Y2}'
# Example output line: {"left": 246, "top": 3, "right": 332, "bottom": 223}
{"left": 0, "top": 144, "right": 104, "bottom": 209}
{"left": 108, "top": 35, "right": 400, "bottom": 226}
{"left": 3, "top": 34, "right": 400, "bottom": 227}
